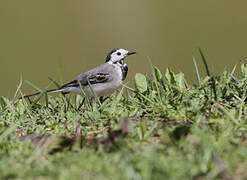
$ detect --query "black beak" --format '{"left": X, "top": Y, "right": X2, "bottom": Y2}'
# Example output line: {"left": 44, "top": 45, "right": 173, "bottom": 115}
{"left": 127, "top": 51, "right": 136, "bottom": 56}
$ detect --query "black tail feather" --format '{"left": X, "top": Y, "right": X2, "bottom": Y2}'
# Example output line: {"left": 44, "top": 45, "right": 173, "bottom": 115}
{"left": 20, "top": 88, "right": 63, "bottom": 99}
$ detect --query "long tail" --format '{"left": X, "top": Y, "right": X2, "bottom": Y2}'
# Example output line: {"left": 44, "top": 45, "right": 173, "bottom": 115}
{"left": 21, "top": 88, "right": 64, "bottom": 99}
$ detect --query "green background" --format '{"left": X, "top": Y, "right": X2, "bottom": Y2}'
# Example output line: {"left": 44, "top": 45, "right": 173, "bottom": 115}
{"left": 1, "top": 0, "right": 247, "bottom": 97}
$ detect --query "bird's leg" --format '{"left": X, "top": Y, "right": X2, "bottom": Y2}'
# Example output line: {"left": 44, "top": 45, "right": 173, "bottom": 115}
{"left": 62, "top": 92, "right": 69, "bottom": 96}
{"left": 89, "top": 97, "right": 94, "bottom": 107}
{"left": 99, "top": 96, "right": 104, "bottom": 103}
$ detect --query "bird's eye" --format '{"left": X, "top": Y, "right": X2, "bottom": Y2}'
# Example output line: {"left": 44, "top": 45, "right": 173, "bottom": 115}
{"left": 117, "top": 52, "right": 121, "bottom": 56}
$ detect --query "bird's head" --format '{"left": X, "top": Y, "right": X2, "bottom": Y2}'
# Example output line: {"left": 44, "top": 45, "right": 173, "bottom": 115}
{"left": 105, "top": 48, "right": 136, "bottom": 64}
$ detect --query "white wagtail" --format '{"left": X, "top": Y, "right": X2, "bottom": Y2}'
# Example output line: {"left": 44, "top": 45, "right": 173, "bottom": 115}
{"left": 23, "top": 48, "right": 136, "bottom": 99}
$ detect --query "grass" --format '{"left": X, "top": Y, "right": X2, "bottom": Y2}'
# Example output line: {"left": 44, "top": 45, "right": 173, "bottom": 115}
{"left": 1, "top": 53, "right": 247, "bottom": 179}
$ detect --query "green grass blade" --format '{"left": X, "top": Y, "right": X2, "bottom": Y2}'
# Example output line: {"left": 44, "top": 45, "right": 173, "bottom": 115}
{"left": 193, "top": 56, "right": 202, "bottom": 85}
{"left": 211, "top": 76, "right": 217, "bottom": 101}
{"left": 48, "top": 77, "right": 61, "bottom": 88}
{"left": 228, "top": 73, "right": 240, "bottom": 83}
{"left": 199, "top": 48, "right": 210, "bottom": 76}
{"left": 231, "top": 64, "right": 237, "bottom": 75}
{"left": 147, "top": 56, "right": 162, "bottom": 102}
{"left": 110, "top": 86, "right": 124, "bottom": 115}
{"left": 86, "top": 80, "right": 101, "bottom": 106}
{"left": 24, "top": 80, "right": 52, "bottom": 106}
{"left": 24, "top": 80, "right": 43, "bottom": 93}
{"left": 0, "top": 78, "right": 23, "bottom": 115}
{"left": 77, "top": 80, "right": 91, "bottom": 108}
{"left": 13, "top": 77, "right": 23, "bottom": 100}
{"left": 238, "top": 91, "right": 246, "bottom": 121}
{"left": 122, "top": 84, "right": 155, "bottom": 104}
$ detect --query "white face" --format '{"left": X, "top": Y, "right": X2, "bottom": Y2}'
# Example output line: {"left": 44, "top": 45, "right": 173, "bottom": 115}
{"left": 109, "top": 49, "right": 129, "bottom": 63}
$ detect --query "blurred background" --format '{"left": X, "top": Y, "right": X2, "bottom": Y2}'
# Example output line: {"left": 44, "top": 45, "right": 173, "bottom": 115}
{"left": 1, "top": 0, "right": 247, "bottom": 97}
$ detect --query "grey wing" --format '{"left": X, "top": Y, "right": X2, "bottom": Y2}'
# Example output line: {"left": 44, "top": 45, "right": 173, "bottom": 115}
{"left": 60, "top": 63, "right": 113, "bottom": 89}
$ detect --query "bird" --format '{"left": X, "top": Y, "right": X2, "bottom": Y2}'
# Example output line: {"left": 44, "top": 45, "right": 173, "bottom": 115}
{"left": 22, "top": 48, "right": 136, "bottom": 100}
